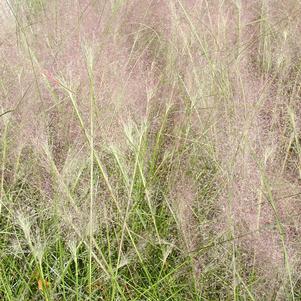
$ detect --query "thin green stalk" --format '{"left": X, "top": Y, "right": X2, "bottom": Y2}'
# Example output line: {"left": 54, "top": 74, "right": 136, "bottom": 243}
{"left": 87, "top": 46, "right": 95, "bottom": 300}
{"left": 0, "top": 120, "right": 8, "bottom": 215}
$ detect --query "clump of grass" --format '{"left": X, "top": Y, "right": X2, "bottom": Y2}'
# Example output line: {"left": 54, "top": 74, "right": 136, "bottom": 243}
{"left": 1, "top": 0, "right": 301, "bottom": 300}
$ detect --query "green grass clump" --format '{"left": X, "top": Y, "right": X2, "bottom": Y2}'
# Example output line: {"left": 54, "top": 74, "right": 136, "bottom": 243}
{"left": 1, "top": 0, "right": 301, "bottom": 300}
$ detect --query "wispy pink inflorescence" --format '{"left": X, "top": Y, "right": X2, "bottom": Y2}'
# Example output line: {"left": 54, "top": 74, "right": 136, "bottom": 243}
{"left": 1, "top": 1, "right": 301, "bottom": 297}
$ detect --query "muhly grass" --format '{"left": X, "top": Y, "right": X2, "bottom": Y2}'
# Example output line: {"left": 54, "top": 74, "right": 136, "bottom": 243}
{"left": 1, "top": 0, "right": 301, "bottom": 300}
